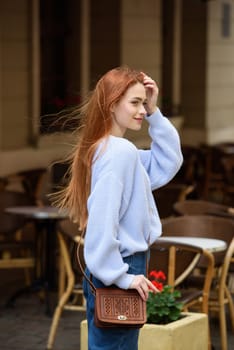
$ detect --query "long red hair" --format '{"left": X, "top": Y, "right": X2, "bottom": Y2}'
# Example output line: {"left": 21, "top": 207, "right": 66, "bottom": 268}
{"left": 54, "top": 66, "right": 144, "bottom": 229}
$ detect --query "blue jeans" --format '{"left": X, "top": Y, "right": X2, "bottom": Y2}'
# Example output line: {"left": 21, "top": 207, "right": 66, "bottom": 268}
{"left": 83, "top": 252, "right": 148, "bottom": 350}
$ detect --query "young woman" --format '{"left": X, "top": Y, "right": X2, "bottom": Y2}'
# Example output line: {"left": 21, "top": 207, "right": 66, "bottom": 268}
{"left": 56, "top": 66, "right": 183, "bottom": 349}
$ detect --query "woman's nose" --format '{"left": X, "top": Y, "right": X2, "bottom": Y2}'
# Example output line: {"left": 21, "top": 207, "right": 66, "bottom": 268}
{"left": 139, "top": 104, "right": 147, "bottom": 116}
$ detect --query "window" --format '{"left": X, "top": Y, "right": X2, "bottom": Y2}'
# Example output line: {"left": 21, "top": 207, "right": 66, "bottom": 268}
{"left": 40, "top": 0, "right": 81, "bottom": 133}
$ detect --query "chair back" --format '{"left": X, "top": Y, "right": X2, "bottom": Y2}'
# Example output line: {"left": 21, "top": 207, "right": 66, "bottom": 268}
{"left": 200, "top": 144, "right": 226, "bottom": 199}
{"left": 58, "top": 219, "right": 81, "bottom": 240}
{"left": 152, "top": 183, "right": 195, "bottom": 218}
{"left": 162, "top": 215, "right": 234, "bottom": 267}
{"left": 0, "top": 190, "right": 34, "bottom": 235}
{"left": 49, "top": 161, "right": 69, "bottom": 192}
{"left": 221, "top": 155, "right": 234, "bottom": 205}
{"left": 219, "top": 237, "right": 234, "bottom": 296}
{"left": 149, "top": 239, "right": 204, "bottom": 287}
{"left": 0, "top": 190, "right": 35, "bottom": 276}
{"left": 17, "top": 168, "right": 47, "bottom": 202}
{"left": 173, "top": 199, "right": 229, "bottom": 217}
{"left": 58, "top": 219, "right": 85, "bottom": 276}
{"left": 173, "top": 145, "right": 203, "bottom": 189}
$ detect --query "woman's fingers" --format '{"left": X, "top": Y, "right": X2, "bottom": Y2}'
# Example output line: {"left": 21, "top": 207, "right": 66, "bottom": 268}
{"left": 129, "top": 275, "right": 160, "bottom": 301}
{"left": 141, "top": 72, "right": 159, "bottom": 115}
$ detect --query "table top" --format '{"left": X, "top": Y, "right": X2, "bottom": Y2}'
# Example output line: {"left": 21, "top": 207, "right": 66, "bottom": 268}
{"left": 5, "top": 205, "right": 68, "bottom": 220}
{"left": 205, "top": 208, "right": 234, "bottom": 219}
{"left": 160, "top": 236, "right": 227, "bottom": 253}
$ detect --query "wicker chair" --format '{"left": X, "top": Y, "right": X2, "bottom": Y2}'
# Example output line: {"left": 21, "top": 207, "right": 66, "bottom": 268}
{"left": 6, "top": 168, "right": 48, "bottom": 205}
{"left": 161, "top": 215, "right": 234, "bottom": 350}
{"left": 221, "top": 155, "right": 234, "bottom": 205}
{"left": 0, "top": 190, "right": 36, "bottom": 289}
{"left": 149, "top": 238, "right": 214, "bottom": 315}
{"left": 173, "top": 199, "right": 230, "bottom": 217}
{"left": 152, "top": 183, "right": 195, "bottom": 219}
{"left": 200, "top": 145, "right": 226, "bottom": 201}
{"left": 149, "top": 237, "right": 214, "bottom": 349}
{"left": 47, "top": 219, "right": 86, "bottom": 350}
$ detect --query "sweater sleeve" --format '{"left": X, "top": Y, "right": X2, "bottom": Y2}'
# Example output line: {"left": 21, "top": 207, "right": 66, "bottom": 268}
{"left": 138, "top": 108, "right": 183, "bottom": 190}
{"left": 84, "top": 162, "right": 136, "bottom": 289}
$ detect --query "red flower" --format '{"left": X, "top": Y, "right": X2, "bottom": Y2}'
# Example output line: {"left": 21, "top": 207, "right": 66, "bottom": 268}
{"left": 149, "top": 270, "right": 166, "bottom": 281}
{"left": 151, "top": 280, "right": 164, "bottom": 291}
{"left": 149, "top": 269, "right": 167, "bottom": 291}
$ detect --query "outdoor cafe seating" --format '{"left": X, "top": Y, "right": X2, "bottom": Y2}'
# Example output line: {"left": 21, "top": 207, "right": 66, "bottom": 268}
{"left": 1, "top": 155, "right": 234, "bottom": 350}
{"left": 161, "top": 215, "right": 234, "bottom": 350}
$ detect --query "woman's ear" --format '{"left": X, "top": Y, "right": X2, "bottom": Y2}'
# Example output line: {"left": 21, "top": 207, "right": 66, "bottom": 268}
{"left": 110, "top": 103, "right": 115, "bottom": 113}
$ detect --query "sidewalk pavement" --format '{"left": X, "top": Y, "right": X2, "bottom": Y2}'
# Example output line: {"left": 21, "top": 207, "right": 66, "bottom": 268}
{"left": 0, "top": 290, "right": 85, "bottom": 350}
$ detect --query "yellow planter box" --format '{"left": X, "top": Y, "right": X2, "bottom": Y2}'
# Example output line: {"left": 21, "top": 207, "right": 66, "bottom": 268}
{"left": 80, "top": 312, "right": 208, "bottom": 350}
{"left": 139, "top": 312, "right": 208, "bottom": 350}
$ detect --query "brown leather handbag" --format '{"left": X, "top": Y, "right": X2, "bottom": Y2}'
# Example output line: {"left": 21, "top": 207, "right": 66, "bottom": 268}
{"left": 76, "top": 232, "right": 146, "bottom": 328}
{"left": 94, "top": 287, "right": 146, "bottom": 328}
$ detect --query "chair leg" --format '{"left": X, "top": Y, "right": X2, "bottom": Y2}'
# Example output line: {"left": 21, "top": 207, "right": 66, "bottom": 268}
{"left": 219, "top": 303, "right": 228, "bottom": 350}
{"left": 47, "top": 230, "right": 86, "bottom": 348}
{"left": 47, "top": 272, "right": 75, "bottom": 350}
{"left": 207, "top": 316, "right": 212, "bottom": 350}
{"left": 47, "top": 286, "right": 74, "bottom": 349}
{"left": 58, "top": 257, "right": 66, "bottom": 299}
{"left": 47, "top": 303, "right": 63, "bottom": 349}
{"left": 225, "top": 284, "right": 234, "bottom": 331}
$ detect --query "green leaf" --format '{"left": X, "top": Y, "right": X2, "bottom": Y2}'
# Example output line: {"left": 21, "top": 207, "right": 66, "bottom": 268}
{"left": 146, "top": 286, "right": 184, "bottom": 324}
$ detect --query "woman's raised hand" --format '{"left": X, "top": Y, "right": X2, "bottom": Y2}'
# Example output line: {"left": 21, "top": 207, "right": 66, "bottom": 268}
{"left": 141, "top": 73, "right": 159, "bottom": 116}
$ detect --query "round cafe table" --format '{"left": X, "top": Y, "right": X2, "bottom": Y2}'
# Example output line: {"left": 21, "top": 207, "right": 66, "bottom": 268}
{"left": 5, "top": 205, "right": 67, "bottom": 315}
{"left": 160, "top": 236, "right": 227, "bottom": 252}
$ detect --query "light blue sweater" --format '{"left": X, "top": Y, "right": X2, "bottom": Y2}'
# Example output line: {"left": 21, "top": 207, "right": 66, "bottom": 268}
{"left": 84, "top": 108, "right": 183, "bottom": 289}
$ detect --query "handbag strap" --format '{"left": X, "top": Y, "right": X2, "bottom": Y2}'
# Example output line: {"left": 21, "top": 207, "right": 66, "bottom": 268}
{"left": 76, "top": 229, "right": 97, "bottom": 295}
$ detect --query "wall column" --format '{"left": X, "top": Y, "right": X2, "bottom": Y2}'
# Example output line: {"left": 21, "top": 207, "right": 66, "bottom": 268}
{"left": 30, "top": 0, "right": 40, "bottom": 147}
{"left": 81, "top": 0, "right": 90, "bottom": 99}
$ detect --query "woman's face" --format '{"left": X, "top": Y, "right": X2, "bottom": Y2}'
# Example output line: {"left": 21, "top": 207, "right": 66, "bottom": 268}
{"left": 111, "top": 82, "right": 147, "bottom": 137}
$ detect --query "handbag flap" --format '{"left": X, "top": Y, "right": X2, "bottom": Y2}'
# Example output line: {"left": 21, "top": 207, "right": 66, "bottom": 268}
{"left": 95, "top": 288, "right": 146, "bottom": 326}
